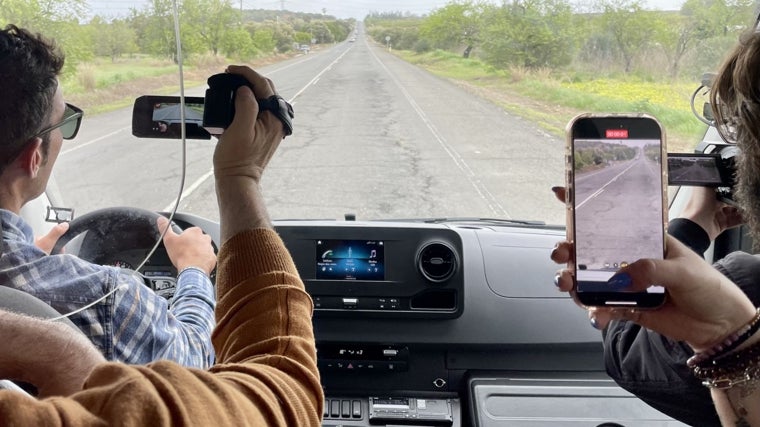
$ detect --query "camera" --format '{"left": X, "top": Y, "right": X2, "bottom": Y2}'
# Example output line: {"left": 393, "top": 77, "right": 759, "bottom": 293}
{"left": 131, "top": 73, "right": 293, "bottom": 139}
{"left": 668, "top": 145, "right": 738, "bottom": 202}
{"left": 202, "top": 73, "right": 253, "bottom": 136}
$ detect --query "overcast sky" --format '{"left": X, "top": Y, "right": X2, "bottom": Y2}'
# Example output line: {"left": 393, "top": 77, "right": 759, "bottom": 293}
{"left": 90, "top": 0, "right": 686, "bottom": 20}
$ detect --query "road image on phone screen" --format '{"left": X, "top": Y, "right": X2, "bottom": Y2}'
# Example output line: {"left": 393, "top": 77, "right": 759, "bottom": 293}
{"left": 572, "top": 131, "right": 665, "bottom": 300}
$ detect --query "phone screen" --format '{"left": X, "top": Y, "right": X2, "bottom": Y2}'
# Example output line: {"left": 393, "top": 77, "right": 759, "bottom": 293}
{"left": 568, "top": 115, "right": 666, "bottom": 307}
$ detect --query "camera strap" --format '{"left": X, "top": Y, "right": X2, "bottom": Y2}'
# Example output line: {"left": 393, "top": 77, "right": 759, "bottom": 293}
{"left": 258, "top": 95, "right": 294, "bottom": 137}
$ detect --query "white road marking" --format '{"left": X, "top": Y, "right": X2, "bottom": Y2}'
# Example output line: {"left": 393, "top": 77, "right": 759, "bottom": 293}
{"left": 60, "top": 126, "right": 130, "bottom": 156}
{"left": 162, "top": 170, "right": 214, "bottom": 212}
{"left": 576, "top": 159, "right": 639, "bottom": 209}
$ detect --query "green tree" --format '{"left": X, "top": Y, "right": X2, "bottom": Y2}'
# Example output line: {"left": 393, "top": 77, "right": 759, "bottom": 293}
{"left": 257, "top": 21, "right": 296, "bottom": 53}
{"left": 306, "top": 21, "right": 334, "bottom": 43}
{"left": 91, "top": 17, "right": 139, "bottom": 61}
{"left": 681, "top": 0, "right": 756, "bottom": 36}
{"left": 652, "top": 13, "right": 697, "bottom": 79}
{"left": 0, "top": 0, "right": 86, "bottom": 28}
{"left": 130, "top": 0, "right": 179, "bottom": 61}
{"left": 479, "top": 0, "right": 578, "bottom": 69}
{"left": 325, "top": 19, "right": 351, "bottom": 42}
{"left": 251, "top": 27, "right": 276, "bottom": 53}
{"left": 182, "top": 0, "right": 237, "bottom": 56}
{"left": 294, "top": 31, "right": 312, "bottom": 44}
{"left": 420, "top": 1, "right": 486, "bottom": 58}
{"left": 597, "top": 0, "right": 657, "bottom": 73}
{"left": 653, "top": 0, "right": 755, "bottom": 79}
{"left": 222, "top": 27, "right": 258, "bottom": 59}
{"left": 0, "top": 0, "right": 91, "bottom": 73}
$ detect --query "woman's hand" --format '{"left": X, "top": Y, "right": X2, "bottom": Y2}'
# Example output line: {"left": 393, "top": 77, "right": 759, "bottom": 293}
{"left": 679, "top": 186, "right": 743, "bottom": 241}
{"left": 550, "top": 186, "right": 756, "bottom": 352}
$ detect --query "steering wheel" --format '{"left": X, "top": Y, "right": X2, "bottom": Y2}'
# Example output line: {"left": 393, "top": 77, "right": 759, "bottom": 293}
{"left": 50, "top": 207, "right": 216, "bottom": 301}
{"left": 51, "top": 206, "right": 181, "bottom": 262}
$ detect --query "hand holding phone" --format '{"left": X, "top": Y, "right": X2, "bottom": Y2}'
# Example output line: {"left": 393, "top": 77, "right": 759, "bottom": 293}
{"left": 565, "top": 113, "right": 667, "bottom": 308}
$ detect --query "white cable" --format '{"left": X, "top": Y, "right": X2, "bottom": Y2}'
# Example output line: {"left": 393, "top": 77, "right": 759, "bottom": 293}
{"left": 47, "top": 283, "right": 130, "bottom": 322}
{"left": 49, "top": 0, "right": 189, "bottom": 321}
{"left": 132, "top": 0, "right": 188, "bottom": 274}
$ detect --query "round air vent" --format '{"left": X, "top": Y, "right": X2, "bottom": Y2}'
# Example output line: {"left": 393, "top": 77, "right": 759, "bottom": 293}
{"left": 417, "top": 242, "right": 458, "bottom": 283}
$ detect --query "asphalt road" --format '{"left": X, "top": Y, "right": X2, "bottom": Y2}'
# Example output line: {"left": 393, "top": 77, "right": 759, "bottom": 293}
{"left": 669, "top": 159, "right": 722, "bottom": 185}
{"left": 54, "top": 35, "right": 566, "bottom": 225}
{"left": 573, "top": 151, "right": 664, "bottom": 273}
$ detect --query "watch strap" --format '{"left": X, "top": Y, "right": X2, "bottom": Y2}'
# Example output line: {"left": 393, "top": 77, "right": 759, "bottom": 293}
{"left": 258, "top": 95, "right": 294, "bottom": 136}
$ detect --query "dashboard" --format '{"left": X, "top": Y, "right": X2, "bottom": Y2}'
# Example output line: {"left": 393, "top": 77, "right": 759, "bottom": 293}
{"left": 50, "top": 134, "right": 736, "bottom": 426}
{"left": 162, "top": 213, "right": 686, "bottom": 426}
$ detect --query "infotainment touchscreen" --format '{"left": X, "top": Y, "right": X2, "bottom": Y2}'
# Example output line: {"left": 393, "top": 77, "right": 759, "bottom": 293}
{"left": 316, "top": 239, "right": 385, "bottom": 281}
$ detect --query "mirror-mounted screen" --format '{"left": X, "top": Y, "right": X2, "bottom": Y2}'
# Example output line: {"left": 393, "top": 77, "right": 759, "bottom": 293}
{"left": 132, "top": 96, "right": 211, "bottom": 140}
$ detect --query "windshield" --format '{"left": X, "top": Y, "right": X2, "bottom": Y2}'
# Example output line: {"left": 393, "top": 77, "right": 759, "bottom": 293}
{"left": 5, "top": 0, "right": 756, "bottom": 226}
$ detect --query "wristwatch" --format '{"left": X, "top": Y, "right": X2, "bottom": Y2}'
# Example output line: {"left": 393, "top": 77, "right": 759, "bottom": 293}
{"left": 258, "top": 95, "right": 294, "bottom": 136}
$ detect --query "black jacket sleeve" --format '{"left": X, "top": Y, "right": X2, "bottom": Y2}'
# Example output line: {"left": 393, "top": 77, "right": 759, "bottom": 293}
{"left": 601, "top": 218, "right": 733, "bottom": 426}
{"left": 603, "top": 322, "right": 718, "bottom": 426}
{"left": 667, "top": 218, "right": 711, "bottom": 255}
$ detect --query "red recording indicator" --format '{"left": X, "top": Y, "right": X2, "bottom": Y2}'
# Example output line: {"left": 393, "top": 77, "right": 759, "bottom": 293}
{"left": 606, "top": 129, "right": 629, "bottom": 138}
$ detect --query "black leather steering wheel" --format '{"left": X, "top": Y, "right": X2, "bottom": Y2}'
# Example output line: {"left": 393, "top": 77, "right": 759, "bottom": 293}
{"left": 51, "top": 206, "right": 181, "bottom": 261}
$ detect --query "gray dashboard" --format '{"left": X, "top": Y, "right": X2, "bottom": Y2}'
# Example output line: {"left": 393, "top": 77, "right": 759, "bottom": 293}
{"left": 169, "top": 214, "right": 685, "bottom": 426}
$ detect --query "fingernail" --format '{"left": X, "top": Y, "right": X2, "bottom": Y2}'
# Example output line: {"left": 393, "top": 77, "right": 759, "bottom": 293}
{"left": 590, "top": 315, "right": 601, "bottom": 330}
{"left": 606, "top": 272, "right": 632, "bottom": 289}
{"left": 550, "top": 242, "right": 560, "bottom": 259}
{"left": 553, "top": 273, "right": 560, "bottom": 287}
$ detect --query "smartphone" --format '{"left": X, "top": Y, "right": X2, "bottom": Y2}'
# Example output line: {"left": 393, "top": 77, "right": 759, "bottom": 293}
{"left": 132, "top": 96, "right": 212, "bottom": 140}
{"left": 565, "top": 113, "right": 667, "bottom": 308}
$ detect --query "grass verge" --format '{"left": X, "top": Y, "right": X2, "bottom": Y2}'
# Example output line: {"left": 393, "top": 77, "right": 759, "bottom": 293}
{"left": 396, "top": 49, "right": 708, "bottom": 153}
{"left": 60, "top": 53, "right": 294, "bottom": 116}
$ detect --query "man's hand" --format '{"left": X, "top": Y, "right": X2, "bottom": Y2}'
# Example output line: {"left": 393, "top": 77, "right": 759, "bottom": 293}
{"left": 34, "top": 222, "right": 69, "bottom": 255}
{"left": 157, "top": 217, "right": 216, "bottom": 275}
{"left": 213, "top": 65, "right": 284, "bottom": 240}
{"left": 213, "top": 65, "right": 284, "bottom": 183}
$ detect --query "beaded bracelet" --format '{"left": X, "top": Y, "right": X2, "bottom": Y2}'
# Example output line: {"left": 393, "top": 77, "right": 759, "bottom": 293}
{"left": 687, "top": 308, "right": 760, "bottom": 368}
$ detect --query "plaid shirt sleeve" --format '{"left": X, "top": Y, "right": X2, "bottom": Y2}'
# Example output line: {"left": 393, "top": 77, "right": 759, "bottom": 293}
{"left": 110, "top": 268, "right": 216, "bottom": 368}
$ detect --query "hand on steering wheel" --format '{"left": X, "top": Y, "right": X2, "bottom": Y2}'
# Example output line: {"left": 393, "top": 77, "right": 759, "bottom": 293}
{"left": 49, "top": 207, "right": 216, "bottom": 300}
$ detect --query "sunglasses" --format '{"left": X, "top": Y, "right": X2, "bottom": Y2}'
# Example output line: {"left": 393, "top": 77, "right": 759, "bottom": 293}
{"left": 32, "top": 103, "right": 84, "bottom": 140}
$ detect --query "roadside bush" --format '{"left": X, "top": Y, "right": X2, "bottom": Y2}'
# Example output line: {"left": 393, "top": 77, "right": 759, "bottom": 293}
{"left": 188, "top": 52, "right": 226, "bottom": 67}
{"left": 77, "top": 63, "right": 97, "bottom": 92}
{"left": 413, "top": 38, "right": 431, "bottom": 53}
{"left": 508, "top": 65, "right": 530, "bottom": 83}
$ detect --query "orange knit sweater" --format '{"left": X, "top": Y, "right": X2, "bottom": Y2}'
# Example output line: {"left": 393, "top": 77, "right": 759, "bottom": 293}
{"left": 0, "top": 228, "right": 324, "bottom": 426}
